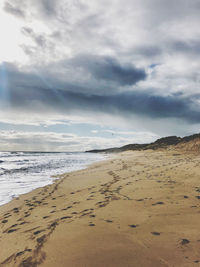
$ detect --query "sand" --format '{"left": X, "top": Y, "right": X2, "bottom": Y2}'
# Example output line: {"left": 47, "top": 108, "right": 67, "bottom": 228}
{"left": 0, "top": 149, "right": 200, "bottom": 267}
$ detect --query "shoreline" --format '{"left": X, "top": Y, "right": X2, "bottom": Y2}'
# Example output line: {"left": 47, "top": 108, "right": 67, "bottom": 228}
{"left": 0, "top": 154, "right": 110, "bottom": 212}
{"left": 0, "top": 152, "right": 108, "bottom": 207}
{"left": 1, "top": 149, "right": 200, "bottom": 266}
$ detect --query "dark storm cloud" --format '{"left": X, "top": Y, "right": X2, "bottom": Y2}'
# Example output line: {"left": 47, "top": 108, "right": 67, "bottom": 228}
{"left": 2, "top": 62, "right": 200, "bottom": 124}
{"left": 4, "top": 1, "right": 26, "bottom": 18}
{"left": 69, "top": 54, "right": 147, "bottom": 86}
{"left": 9, "top": 83, "right": 200, "bottom": 123}
{"left": 2, "top": 53, "right": 147, "bottom": 99}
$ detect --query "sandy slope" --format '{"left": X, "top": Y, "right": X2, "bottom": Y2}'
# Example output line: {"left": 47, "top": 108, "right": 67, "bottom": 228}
{"left": 0, "top": 150, "right": 200, "bottom": 267}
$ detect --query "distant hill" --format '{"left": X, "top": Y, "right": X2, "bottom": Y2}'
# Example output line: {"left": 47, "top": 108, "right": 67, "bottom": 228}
{"left": 175, "top": 134, "right": 200, "bottom": 152}
{"left": 86, "top": 133, "right": 200, "bottom": 153}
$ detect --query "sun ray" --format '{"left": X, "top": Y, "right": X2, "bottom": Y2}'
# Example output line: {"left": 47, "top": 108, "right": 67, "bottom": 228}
{"left": 33, "top": 69, "right": 67, "bottom": 105}
{"left": 0, "top": 62, "right": 9, "bottom": 107}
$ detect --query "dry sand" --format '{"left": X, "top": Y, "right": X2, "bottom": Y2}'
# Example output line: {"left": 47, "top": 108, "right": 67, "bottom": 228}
{"left": 0, "top": 149, "right": 200, "bottom": 267}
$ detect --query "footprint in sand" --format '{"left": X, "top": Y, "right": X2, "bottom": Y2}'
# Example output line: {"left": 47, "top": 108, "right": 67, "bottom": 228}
{"left": 43, "top": 216, "right": 49, "bottom": 219}
{"left": 60, "top": 216, "right": 72, "bottom": 220}
{"left": 37, "top": 235, "right": 46, "bottom": 244}
{"left": 16, "top": 251, "right": 25, "bottom": 257}
{"left": 13, "top": 208, "right": 19, "bottom": 213}
{"left": 129, "top": 224, "right": 137, "bottom": 228}
{"left": 11, "top": 224, "right": 18, "bottom": 228}
{"left": 152, "top": 201, "right": 164, "bottom": 206}
{"left": 180, "top": 239, "right": 190, "bottom": 245}
{"left": 151, "top": 232, "right": 160, "bottom": 236}
{"left": 33, "top": 230, "right": 43, "bottom": 235}
{"left": 7, "top": 229, "right": 18, "bottom": 233}
{"left": 4, "top": 214, "right": 11, "bottom": 219}
{"left": 49, "top": 222, "right": 58, "bottom": 228}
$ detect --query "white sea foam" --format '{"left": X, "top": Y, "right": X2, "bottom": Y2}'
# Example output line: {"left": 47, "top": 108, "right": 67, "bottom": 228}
{"left": 0, "top": 152, "right": 105, "bottom": 206}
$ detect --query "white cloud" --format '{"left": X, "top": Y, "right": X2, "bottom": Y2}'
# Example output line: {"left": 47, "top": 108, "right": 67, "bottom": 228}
{"left": 0, "top": 130, "right": 159, "bottom": 152}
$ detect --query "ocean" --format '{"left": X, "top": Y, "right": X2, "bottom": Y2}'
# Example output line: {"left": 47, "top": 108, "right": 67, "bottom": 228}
{"left": 0, "top": 151, "right": 105, "bottom": 206}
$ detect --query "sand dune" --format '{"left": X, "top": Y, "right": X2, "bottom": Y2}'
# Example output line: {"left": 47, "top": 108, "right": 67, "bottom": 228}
{"left": 0, "top": 149, "right": 200, "bottom": 266}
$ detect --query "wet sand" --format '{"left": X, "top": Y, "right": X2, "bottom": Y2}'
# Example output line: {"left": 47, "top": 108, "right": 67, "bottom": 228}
{"left": 0, "top": 149, "right": 200, "bottom": 266}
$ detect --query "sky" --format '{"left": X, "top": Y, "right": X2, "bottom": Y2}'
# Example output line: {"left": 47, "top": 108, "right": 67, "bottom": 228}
{"left": 0, "top": 0, "right": 200, "bottom": 151}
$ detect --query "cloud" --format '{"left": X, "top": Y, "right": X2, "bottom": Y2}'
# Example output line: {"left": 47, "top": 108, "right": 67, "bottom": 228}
{"left": 35, "top": 0, "right": 59, "bottom": 17}
{"left": 0, "top": 130, "right": 157, "bottom": 152}
{"left": 21, "top": 27, "right": 48, "bottom": 49}
{"left": 4, "top": 1, "right": 26, "bottom": 18}
{"left": 91, "top": 129, "right": 159, "bottom": 143}
{"left": 69, "top": 54, "right": 147, "bottom": 86}
{"left": 1, "top": 62, "right": 200, "bottom": 127}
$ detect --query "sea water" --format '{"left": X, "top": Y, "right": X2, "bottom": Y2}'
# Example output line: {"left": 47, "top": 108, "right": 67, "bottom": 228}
{"left": 0, "top": 151, "right": 105, "bottom": 206}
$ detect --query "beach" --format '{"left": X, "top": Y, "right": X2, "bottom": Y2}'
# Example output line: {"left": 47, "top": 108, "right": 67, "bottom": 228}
{"left": 0, "top": 152, "right": 105, "bottom": 206}
{"left": 0, "top": 149, "right": 200, "bottom": 267}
